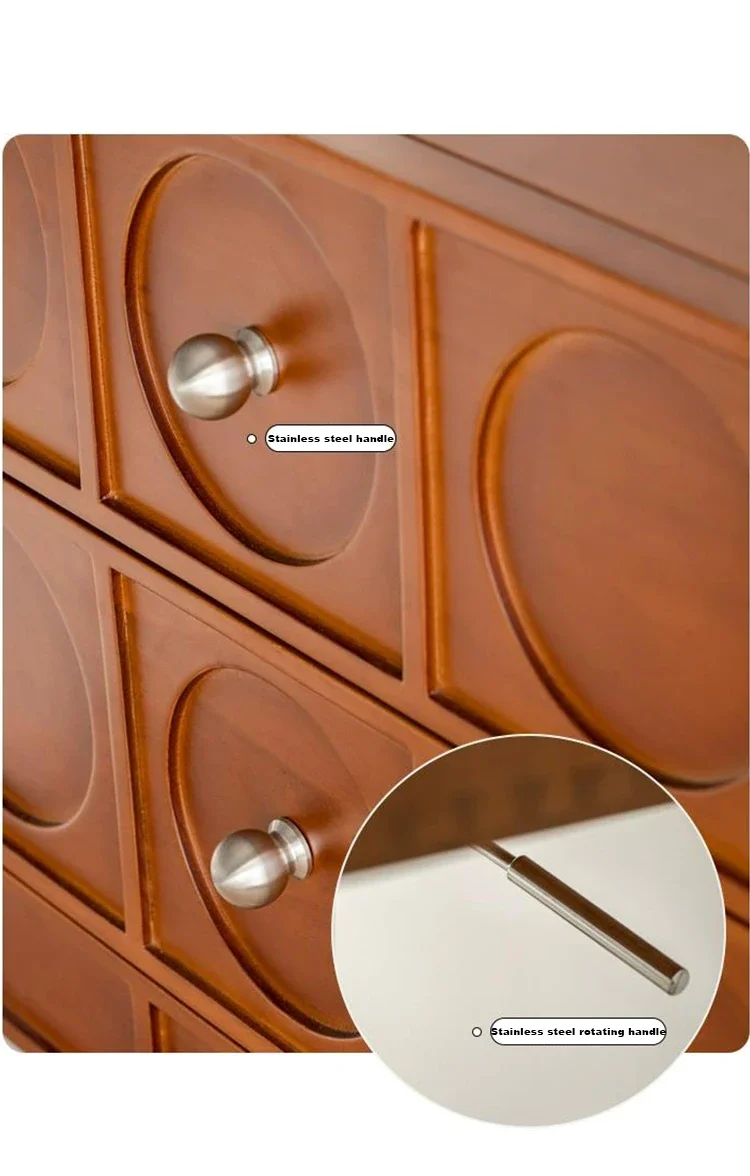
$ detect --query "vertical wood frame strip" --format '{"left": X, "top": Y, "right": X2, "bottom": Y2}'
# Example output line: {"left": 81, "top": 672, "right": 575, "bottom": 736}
{"left": 386, "top": 211, "right": 429, "bottom": 695}
{"left": 108, "top": 570, "right": 156, "bottom": 947}
{"left": 412, "top": 223, "right": 448, "bottom": 697}
{"left": 54, "top": 136, "right": 99, "bottom": 500}
{"left": 70, "top": 135, "right": 117, "bottom": 498}
{"left": 92, "top": 555, "right": 152, "bottom": 945}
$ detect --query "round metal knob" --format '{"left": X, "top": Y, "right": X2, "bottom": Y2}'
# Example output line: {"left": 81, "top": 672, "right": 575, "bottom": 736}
{"left": 210, "top": 818, "right": 313, "bottom": 909}
{"left": 167, "top": 326, "right": 279, "bottom": 420}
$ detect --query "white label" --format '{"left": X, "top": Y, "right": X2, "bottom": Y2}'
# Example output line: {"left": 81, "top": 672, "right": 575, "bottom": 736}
{"left": 489, "top": 1018, "right": 667, "bottom": 1044}
{"left": 265, "top": 424, "right": 396, "bottom": 452}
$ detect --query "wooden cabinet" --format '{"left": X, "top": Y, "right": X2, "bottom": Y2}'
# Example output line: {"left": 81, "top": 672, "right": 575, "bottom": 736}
{"left": 3, "top": 135, "right": 748, "bottom": 1053}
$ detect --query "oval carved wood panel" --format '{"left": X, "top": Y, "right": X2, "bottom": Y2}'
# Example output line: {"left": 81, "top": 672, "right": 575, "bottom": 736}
{"left": 2, "top": 139, "right": 47, "bottom": 385}
{"left": 479, "top": 330, "right": 748, "bottom": 786}
{"left": 126, "top": 153, "right": 377, "bottom": 566}
{"left": 170, "top": 666, "right": 373, "bottom": 1035}
{"left": 3, "top": 529, "right": 94, "bottom": 825}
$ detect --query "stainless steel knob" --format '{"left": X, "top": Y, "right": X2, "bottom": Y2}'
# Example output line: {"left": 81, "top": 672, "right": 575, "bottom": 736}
{"left": 210, "top": 818, "right": 313, "bottom": 909}
{"left": 167, "top": 326, "right": 279, "bottom": 420}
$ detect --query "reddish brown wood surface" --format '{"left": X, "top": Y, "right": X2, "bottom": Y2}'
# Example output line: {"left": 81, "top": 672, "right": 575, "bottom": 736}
{"left": 4, "top": 874, "right": 137, "bottom": 1052}
{"left": 3, "top": 482, "right": 443, "bottom": 1051}
{"left": 690, "top": 916, "right": 749, "bottom": 1052}
{"left": 3, "top": 134, "right": 748, "bottom": 1055}
{"left": 80, "top": 135, "right": 402, "bottom": 674}
{"left": 2, "top": 137, "right": 86, "bottom": 483}
{"left": 4, "top": 473, "right": 747, "bottom": 1052}
{"left": 417, "top": 135, "right": 749, "bottom": 275}
{"left": 420, "top": 224, "right": 748, "bottom": 786}
{"left": 308, "top": 135, "right": 748, "bottom": 325}
{"left": 3, "top": 498, "right": 124, "bottom": 922}
{"left": 150, "top": 1007, "right": 244, "bottom": 1053}
{"left": 117, "top": 574, "right": 429, "bottom": 1039}
{"left": 3, "top": 873, "right": 255, "bottom": 1052}
{"left": 5, "top": 135, "right": 746, "bottom": 760}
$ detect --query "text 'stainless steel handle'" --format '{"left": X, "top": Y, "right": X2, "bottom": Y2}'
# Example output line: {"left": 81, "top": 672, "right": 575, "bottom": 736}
{"left": 473, "top": 842, "right": 689, "bottom": 995}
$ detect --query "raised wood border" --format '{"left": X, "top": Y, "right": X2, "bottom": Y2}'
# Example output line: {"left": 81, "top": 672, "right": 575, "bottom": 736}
{"left": 307, "top": 134, "right": 748, "bottom": 327}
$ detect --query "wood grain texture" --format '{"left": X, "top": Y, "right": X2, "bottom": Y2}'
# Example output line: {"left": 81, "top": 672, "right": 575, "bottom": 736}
{"left": 689, "top": 915, "right": 749, "bottom": 1052}
{"left": 420, "top": 224, "right": 748, "bottom": 786}
{"left": 3, "top": 530, "right": 92, "bottom": 825}
{"left": 3, "top": 496, "right": 124, "bottom": 922}
{"left": 308, "top": 135, "right": 748, "bottom": 326}
{"left": 80, "top": 134, "right": 402, "bottom": 674}
{"left": 3, "top": 479, "right": 447, "bottom": 1051}
{"left": 2, "top": 137, "right": 83, "bottom": 484}
{"left": 118, "top": 574, "right": 436, "bottom": 1039}
{"left": 480, "top": 331, "right": 747, "bottom": 784}
{"left": 3, "top": 445, "right": 481, "bottom": 752}
{"left": 2, "top": 481, "right": 747, "bottom": 1052}
{"left": 3, "top": 872, "right": 255, "bottom": 1052}
{"left": 4, "top": 134, "right": 743, "bottom": 754}
{"left": 417, "top": 135, "right": 749, "bottom": 276}
{"left": 4, "top": 841, "right": 282, "bottom": 1051}
{"left": 3, "top": 140, "right": 46, "bottom": 382}
{"left": 3, "top": 134, "right": 748, "bottom": 1055}
{"left": 8, "top": 449, "right": 746, "bottom": 863}
{"left": 128, "top": 154, "right": 378, "bottom": 565}
{"left": 150, "top": 1006, "right": 244, "bottom": 1052}
{"left": 4, "top": 874, "right": 136, "bottom": 1052}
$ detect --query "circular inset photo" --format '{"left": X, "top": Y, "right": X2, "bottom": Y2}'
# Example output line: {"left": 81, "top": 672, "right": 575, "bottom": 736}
{"left": 332, "top": 736, "right": 725, "bottom": 1126}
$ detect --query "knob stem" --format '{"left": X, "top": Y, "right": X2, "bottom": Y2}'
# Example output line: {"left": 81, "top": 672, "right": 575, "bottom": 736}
{"left": 235, "top": 326, "right": 279, "bottom": 400}
{"left": 269, "top": 817, "right": 313, "bottom": 880}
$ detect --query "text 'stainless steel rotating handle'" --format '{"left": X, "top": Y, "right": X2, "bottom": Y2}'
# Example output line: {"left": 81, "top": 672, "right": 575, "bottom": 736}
{"left": 473, "top": 841, "right": 690, "bottom": 995}
{"left": 167, "top": 326, "right": 279, "bottom": 420}
{"left": 210, "top": 818, "right": 313, "bottom": 909}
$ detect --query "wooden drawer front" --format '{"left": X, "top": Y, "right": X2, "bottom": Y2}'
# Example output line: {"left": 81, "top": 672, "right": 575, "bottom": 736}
{"left": 3, "top": 874, "right": 257, "bottom": 1052}
{"left": 82, "top": 134, "right": 401, "bottom": 673}
{"left": 149, "top": 1007, "right": 243, "bottom": 1053}
{"left": 4, "top": 478, "right": 444, "bottom": 1051}
{"left": 3, "top": 499, "right": 123, "bottom": 921}
{"left": 421, "top": 225, "right": 748, "bottom": 788}
{"left": 2, "top": 137, "right": 84, "bottom": 484}
{"left": 118, "top": 573, "right": 442, "bottom": 1046}
{"left": 4, "top": 875, "right": 135, "bottom": 1051}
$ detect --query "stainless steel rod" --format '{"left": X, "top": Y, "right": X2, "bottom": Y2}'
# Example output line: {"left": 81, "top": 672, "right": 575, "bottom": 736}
{"left": 472, "top": 842, "right": 690, "bottom": 995}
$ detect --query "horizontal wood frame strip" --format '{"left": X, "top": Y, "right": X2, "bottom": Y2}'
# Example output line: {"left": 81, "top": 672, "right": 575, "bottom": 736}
{"left": 307, "top": 134, "right": 748, "bottom": 327}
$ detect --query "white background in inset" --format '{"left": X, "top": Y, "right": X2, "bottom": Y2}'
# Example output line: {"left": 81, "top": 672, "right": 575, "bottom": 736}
{"left": 334, "top": 805, "right": 725, "bottom": 1124}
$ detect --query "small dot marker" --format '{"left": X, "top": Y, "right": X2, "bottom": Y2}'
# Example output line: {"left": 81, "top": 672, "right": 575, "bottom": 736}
{"left": 471, "top": 1027, "right": 482, "bottom": 1037}
{"left": 246, "top": 434, "right": 257, "bottom": 445}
